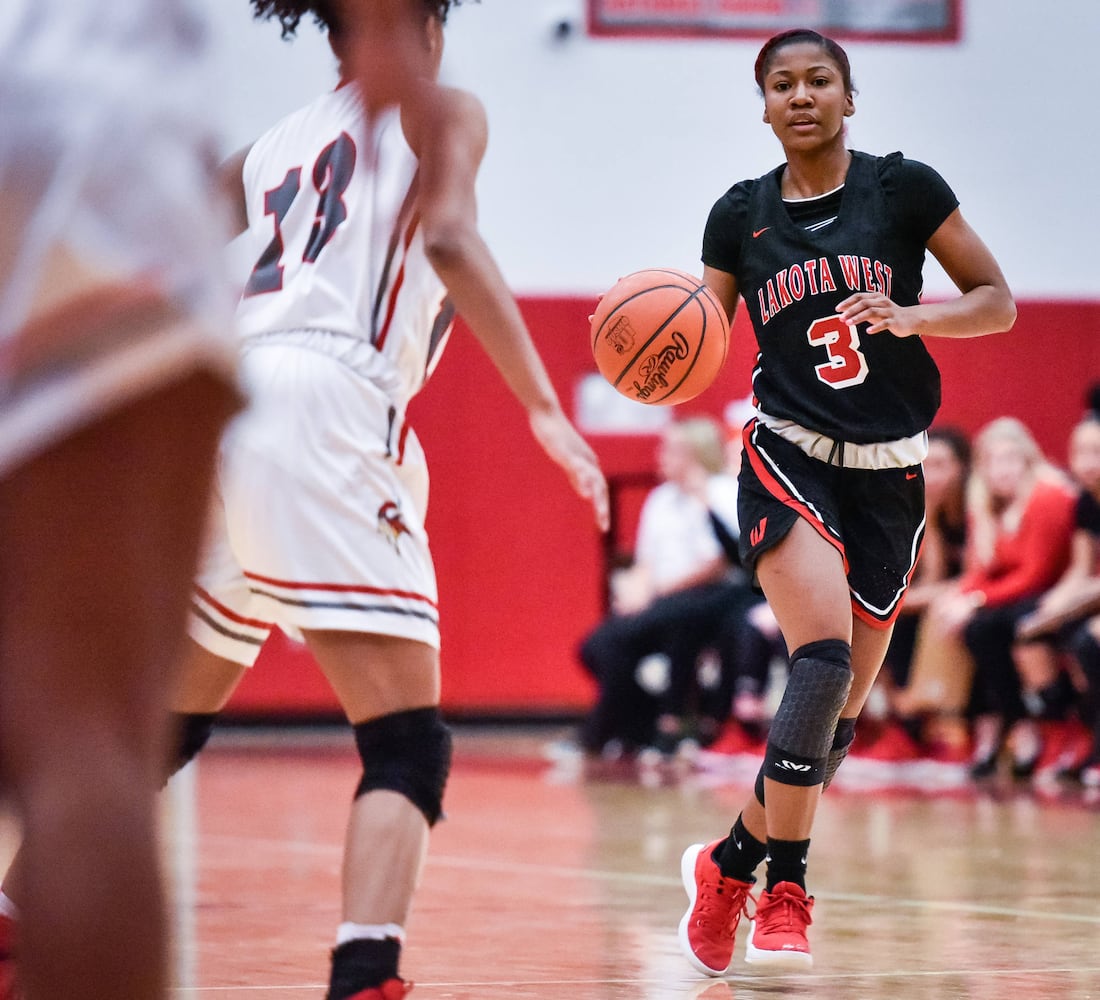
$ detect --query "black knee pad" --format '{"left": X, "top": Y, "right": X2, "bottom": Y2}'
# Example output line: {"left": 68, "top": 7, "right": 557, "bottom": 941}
{"left": 353, "top": 707, "right": 452, "bottom": 826}
{"left": 764, "top": 639, "right": 852, "bottom": 787}
{"left": 822, "top": 716, "right": 857, "bottom": 790}
{"left": 166, "top": 712, "right": 217, "bottom": 782}
{"left": 756, "top": 715, "right": 857, "bottom": 799}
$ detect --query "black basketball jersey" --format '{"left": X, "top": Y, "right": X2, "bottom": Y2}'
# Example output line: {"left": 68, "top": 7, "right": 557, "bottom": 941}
{"left": 703, "top": 151, "right": 959, "bottom": 444}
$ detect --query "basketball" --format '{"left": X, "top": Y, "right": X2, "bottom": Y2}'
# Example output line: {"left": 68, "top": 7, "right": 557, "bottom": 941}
{"left": 590, "top": 268, "right": 730, "bottom": 405}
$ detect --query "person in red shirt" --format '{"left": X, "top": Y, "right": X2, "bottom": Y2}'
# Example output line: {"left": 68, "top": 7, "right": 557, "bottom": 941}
{"left": 922, "top": 417, "right": 1077, "bottom": 778}
{"left": 1013, "top": 414, "right": 1100, "bottom": 782}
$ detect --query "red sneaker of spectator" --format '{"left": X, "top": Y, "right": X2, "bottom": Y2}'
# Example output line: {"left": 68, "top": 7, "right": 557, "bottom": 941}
{"left": 855, "top": 722, "right": 920, "bottom": 762}
{"left": 925, "top": 739, "right": 971, "bottom": 764}
{"left": 704, "top": 721, "right": 759, "bottom": 757}
{"left": 1034, "top": 719, "right": 1092, "bottom": 780}
{"left": 345, "top": 979, "right": 412, "bottom": 1000}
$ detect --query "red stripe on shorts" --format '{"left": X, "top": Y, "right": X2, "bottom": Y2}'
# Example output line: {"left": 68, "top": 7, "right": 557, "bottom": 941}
{"left": 242, "top": 570, "right": 438, "bottom": 610}
{"left": 194, "top": 585, "right": 273, "bottom": 630}
{"left": 851, "top": 530, "right": 925, "bottom": 629}
{"left": 742, "top": 420, "right": 850, "bottom": 573}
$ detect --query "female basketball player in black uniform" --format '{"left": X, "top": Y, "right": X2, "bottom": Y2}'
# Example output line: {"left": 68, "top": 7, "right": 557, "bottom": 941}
{"left": 678, "top": 29, "right": 1015, "bottom": 974}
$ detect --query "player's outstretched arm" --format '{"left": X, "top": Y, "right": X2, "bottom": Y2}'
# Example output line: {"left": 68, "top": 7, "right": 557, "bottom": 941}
{"left": 404, "top": 86, "right": 609, "bottom": 531}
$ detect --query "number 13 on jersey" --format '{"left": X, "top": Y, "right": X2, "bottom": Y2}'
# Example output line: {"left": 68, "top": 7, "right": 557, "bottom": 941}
{"left": 244, "top": 132, "right": 356, "bottom": 298}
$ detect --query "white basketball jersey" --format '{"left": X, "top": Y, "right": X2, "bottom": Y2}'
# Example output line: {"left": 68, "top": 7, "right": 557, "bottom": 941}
{"left": 0, "top": 0, "right": 226, "bottom": 338}
{"left": 0, "top": 0, "right": 238, "bottom": 474}
{"left": 236, "top": 85, "right": 452, "bottom": 411}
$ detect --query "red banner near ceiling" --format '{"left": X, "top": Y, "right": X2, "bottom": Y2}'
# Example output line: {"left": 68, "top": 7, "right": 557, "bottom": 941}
{"left": 588, "top": 0, "right": 960, "bottom": 41}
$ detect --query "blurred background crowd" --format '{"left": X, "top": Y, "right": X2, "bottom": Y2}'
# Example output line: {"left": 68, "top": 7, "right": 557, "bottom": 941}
{"left": 561, "top": 383, "right": 1100, "bottom": 794}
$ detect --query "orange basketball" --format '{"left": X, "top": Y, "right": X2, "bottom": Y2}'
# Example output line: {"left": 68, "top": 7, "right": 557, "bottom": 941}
{"left": 590, "top": 268, "right": 729, "bottom": 405}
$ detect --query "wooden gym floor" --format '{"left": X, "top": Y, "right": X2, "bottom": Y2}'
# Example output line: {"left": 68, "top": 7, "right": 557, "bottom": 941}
{"left": 10, "top": 724, "right": 1100, "bottom": 999}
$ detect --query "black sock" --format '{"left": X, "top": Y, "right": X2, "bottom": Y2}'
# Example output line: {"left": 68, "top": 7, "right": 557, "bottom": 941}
{"left": 166, "top": 711, "right": 218, "bottom": 783}
{"left": 899, "top": 713, "right": 924, "bottom": 745}
{"left": 715, "top": 814, "right": 766, "bottom": 882}
{"left": 327, "top": 938, "right": 400, "bottom": 1000}
{"left": 765, "top": 837, "right": 810, "bottom": 891}
{"left": 1035, "top": 673, "right": 1077, "bottom": 719}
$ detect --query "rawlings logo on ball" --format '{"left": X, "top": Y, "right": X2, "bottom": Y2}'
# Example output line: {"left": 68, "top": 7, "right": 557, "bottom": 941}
{"left": 630, "top": 330, "right": 690, "bottom": 400}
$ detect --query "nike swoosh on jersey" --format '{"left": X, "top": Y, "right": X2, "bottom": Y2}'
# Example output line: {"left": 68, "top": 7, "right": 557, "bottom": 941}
{"left": 752, "top": 227, "right": 771, "bottom": 238}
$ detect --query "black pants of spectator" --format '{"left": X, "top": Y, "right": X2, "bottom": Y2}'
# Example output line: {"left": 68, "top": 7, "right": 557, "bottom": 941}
{"left": 693, "top": 591, "right": 781, "bottom": 726}
{"left": 1070, "top": 620, "right": 1100, "bottom": 763}
{"left": 577, "top": 579, "right": 749, "bottom": 753}
{"left": 883, "top": 611, "right": 920, "bottom": 689}
{"left": 964, "top": 598, "right": 1037, "bottom": 723}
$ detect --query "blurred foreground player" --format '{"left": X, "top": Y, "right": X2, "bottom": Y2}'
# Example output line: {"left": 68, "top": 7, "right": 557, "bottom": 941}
{"left": 0, "top": 3, "right": 242, "bottom": 999}
{"left": 0, "top": 1, "right": 467, "bottom": 998}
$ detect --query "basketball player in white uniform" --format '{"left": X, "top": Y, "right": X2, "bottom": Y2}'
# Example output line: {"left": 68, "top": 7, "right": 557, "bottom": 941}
{"left": 0, "top": 2, "right": 487, "bottom": 998}
{"left": 0, "top": 3, "right": 242, "bottom": 999}
{"left": 172, "top": 4, "right": 609, "bottom": 998}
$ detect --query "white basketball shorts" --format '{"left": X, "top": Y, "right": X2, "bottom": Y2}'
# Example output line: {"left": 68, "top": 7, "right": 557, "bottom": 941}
{"left": 189, "top": 334, "right": 439, "bottom": 666}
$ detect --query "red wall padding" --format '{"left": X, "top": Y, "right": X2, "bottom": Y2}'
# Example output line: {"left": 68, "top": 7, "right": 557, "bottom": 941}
{"left": 225, "top": 298, "right": 1100, "bottom": 718}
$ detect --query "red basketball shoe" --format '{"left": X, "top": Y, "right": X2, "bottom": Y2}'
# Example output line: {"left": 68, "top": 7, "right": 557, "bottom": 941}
{"left": 678, "top": 840, "right": 756, "bottom": 976}
{"left": 745, "top": 881, "right": 814, "bottom": 969}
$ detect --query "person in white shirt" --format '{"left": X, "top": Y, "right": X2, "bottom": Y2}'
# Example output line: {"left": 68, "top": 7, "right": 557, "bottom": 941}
{"left": 578, "top": 417, "right": 772, "bottom": 757}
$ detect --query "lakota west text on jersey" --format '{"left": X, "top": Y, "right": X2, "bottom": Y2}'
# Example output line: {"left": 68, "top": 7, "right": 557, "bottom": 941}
{"left": 757, "top": 254, "right": 893, "bottom": 325}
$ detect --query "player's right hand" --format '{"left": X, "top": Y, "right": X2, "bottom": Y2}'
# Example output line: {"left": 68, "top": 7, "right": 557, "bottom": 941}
{"left": 528, "top": 408, "right": 610, "bottom": 532}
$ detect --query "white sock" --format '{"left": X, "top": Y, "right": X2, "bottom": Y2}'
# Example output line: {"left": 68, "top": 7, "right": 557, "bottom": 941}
{"left": 0, "top": 891, "right": 18, "bottom": 920}
{"left": 335, "top": 921, "right": 405, "bottom": 946}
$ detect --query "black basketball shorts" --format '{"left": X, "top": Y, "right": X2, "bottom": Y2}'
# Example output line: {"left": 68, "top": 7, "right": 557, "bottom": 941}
{"left": 737, "top": 420, "right": 926, "bottom": 629}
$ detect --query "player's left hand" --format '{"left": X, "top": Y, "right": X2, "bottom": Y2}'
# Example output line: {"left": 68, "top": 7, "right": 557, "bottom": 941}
{"left": 528, "top": 408, "right": 610, "bottom": 532}
{"left": 836, "top": 292, "right": 922, "bottom": 337}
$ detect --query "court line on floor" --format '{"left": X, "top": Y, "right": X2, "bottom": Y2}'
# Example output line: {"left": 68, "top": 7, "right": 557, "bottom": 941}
{"left": 172, "top": 964, "right": 1100, "bottom": 993}
{"left": 189, "top": 832, "right": 1100, "bottom": 927}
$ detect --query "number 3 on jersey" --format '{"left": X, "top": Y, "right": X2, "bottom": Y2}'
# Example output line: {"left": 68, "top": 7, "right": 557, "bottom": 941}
{"left": 244, "top": 132, "right": 356, "bottom": 297}
{"left": 807, "top": 314, "right": 869, "bottom": 389}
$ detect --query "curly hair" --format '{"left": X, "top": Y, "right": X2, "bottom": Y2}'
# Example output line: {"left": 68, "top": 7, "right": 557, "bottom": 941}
{"left": 251, "top": 1, "right": 464, "bottom": 40}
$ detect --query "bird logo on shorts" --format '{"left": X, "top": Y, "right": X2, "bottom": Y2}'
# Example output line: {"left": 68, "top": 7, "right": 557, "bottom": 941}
{"left": 377, "top": 500, "right": 411, "bottom": 551}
